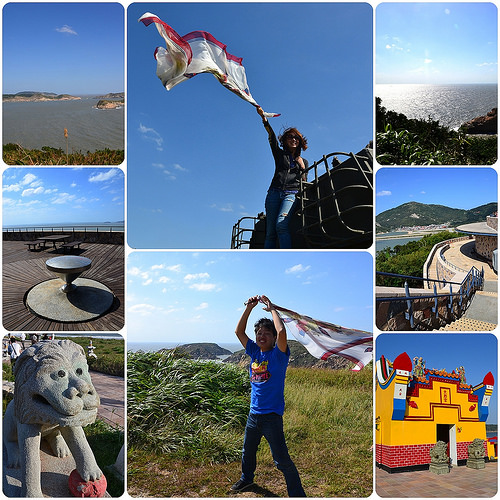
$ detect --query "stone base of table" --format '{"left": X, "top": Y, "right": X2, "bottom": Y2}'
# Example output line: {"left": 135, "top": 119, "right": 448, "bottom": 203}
{"left": 26, "top": 278, "right": 114, "bottom": 322}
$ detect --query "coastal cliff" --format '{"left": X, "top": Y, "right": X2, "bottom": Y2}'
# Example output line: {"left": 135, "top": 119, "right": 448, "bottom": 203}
{"left": 461, "top": 108, "right": 497, "bottom": 135}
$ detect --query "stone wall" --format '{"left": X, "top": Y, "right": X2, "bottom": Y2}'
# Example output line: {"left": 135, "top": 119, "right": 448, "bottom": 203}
{"left": 475, "top": 235, "right": 497, "bottom": 261}
{"left": 376, "top": 288, "right": 469, "bottom": 331}
{"left": 3, "top": 230, "right": 123, "bottom": 245}
{"left": 486, "top": 215, "right": 498, "bottom": 231}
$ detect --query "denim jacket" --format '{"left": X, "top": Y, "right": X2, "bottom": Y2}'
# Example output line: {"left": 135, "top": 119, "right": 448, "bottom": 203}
{"left": 263, "top": 120, "right": 308, "bottom": 192}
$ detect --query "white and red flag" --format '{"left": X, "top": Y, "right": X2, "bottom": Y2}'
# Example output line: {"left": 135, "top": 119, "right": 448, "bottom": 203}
{"left": 275, "top": 305, "right": 373, "bottom": 371}
{"left": 139, "top": 12, "right": 280, "bottom": 117}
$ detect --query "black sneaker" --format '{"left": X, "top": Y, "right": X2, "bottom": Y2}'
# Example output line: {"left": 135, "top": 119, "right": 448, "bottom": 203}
{"left": 230, "top": 479, "right": 255, "bottom": 492}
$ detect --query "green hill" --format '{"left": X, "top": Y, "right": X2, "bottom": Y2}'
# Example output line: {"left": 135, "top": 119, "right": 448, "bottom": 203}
{"left": 376, "top": 201, "right": 497, "bottom": 233}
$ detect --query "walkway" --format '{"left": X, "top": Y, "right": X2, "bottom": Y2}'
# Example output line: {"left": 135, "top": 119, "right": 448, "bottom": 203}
{"left": 376, "top": 462, "right": 497, "bottom": 497}
{"left": 90, "top": 370, "right": 125, "bottom": 429}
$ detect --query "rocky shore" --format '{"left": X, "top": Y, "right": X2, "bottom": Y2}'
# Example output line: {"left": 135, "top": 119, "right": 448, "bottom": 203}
{"left": 461, "top": 108, "right": 497, "bottom": 135}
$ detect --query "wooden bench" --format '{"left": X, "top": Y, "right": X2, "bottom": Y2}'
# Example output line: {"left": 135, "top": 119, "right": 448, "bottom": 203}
{"left": 60, "top": 241, "right": 83, "bottom": 253}
{"left": 24, "top": 240, "right": 44, "bottom": 251}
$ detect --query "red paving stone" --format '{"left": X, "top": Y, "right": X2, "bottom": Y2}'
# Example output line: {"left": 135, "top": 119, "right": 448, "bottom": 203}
{"left": 376, "top": 462, "right": 497, "bottom": 497}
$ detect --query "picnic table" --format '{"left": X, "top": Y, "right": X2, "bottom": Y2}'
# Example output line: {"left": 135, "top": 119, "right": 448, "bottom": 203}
{"left": 38, "top": 234, "right": 71, "bottom": 251}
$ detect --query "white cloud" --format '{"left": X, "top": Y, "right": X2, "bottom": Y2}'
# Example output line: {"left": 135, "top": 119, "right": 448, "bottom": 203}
{"left": 128, "top": 304, "right": 156, "bottom": 316}
{"left": 21, "top": 187, "right": 44, "bottom": 197}
{"left": 51, "top": 192, "right": 76, "bottom": 205}
{"left": 285, "top": 264, "right": 311, "bottom": 274}
{"left": 56, "top": 25, "right": 78, "bottom": 35}
{"left": 89, "top": 169, "right": 118, "bottom": 183}
{"left": 424, "top": 59, "right": 432, "bottom": 64}
{"left": 189, "top": 283, "right": 217, "bottom": 291}
{"left": 139, "top": 123, "right": 164, "bottom": 151}
{"left": 184, "top": 273, "right": 210, "bottom": 281}
{"left": 158, "top": 276, "right": 171, "bottom": 283}
{"left": 196, "top": 302, "right": 209, "bottom": 310}
{"left": 151, "top": 264, "right": 165, "bottom": 270}
{"left": 377, "top": 190, "right": 392, "bottom": 197}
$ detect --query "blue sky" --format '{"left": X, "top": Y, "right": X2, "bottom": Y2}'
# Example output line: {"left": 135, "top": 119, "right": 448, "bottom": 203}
{"left": 2, "top": 3, "right": 124, "bottom": 94}
{"left": 376, "top": 168, "right": 498, "bottom": 215}
{"left": 377, "top": 333, "right": 498, "bottom": 424}
{"left": 376, "top": 2, "right": 498, "bottom": 84}
{"left": 127, "top": 251, "right": 373, "bottom": 344}
{"left": 127, "top": 2, "right": 373, "bottom": 249}
{"left": 2, "top": 168, "right": 124, "bottom": 225}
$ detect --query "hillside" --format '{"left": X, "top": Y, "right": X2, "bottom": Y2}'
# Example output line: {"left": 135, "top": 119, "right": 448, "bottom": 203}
{"left": 376, "top": 201, "right": 497, "bottom": 233}
{"left": 224, "top": 340, "right": 353, "bottom": 370}
{"left": 3, "top": 91, "right": 80, "bottom": 102}
{"left": 174, "top": 342, "right": 232, "bottom": 360}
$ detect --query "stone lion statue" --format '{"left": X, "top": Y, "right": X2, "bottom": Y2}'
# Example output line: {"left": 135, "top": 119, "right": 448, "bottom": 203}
{"left": 3, "top": 340, "right": 103, "bottom": 497}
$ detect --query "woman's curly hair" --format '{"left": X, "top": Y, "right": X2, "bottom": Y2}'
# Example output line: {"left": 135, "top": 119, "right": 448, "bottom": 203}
{"left": 279, "top": 127, "right": 308, "bottom": 154}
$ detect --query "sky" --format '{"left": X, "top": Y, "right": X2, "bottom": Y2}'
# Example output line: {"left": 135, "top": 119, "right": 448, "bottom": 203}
{"left": 2, "top": 168, "right": 124, "bottom": 226}
{"left": 126, "top": 2, "right": 373, "bottom": 249}
{"left": 2, "top": 3, "right": 124, "bottom": 94}
{"left": 376, "top": 2, "right": 498, "bottom": 84}
{"left": 127, "top": 250, "right": 373, "bottom": 345}
{"left": 375, "top": 168, "right": 498, "bottom": 215}
{"left": 376, "top": 333, "right": 498, "bottom": 424}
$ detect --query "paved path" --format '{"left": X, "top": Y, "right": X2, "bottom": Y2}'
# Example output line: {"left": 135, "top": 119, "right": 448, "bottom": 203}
{"left": 376, "top": 462, "right": 497, "bottom": 497}
{"left": 90, "top": 370, "right": 125, "bottom": 429}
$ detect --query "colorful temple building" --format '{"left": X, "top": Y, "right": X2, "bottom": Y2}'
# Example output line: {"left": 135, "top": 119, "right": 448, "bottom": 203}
{"left": 376, "top": 352, "right": 496, "bottom": 472}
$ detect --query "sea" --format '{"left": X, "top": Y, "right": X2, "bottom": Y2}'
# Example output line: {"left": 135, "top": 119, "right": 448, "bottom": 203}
{"left": 3, "top": 221, "right": 124, "bottom": 232}
{"left": 376, "top": 233, "right": 424, "bottom": 252}
{"left": 376, "top": 83, "right": 498, "bottom": 130}
{"left": 2, "top": 95, "right": 124, "bottom": 152}
{"left": 127, "top": 341, "right": 242, "bottom": 355}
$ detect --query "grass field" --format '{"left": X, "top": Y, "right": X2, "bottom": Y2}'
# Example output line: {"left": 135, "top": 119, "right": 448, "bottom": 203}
{"left": 128, "top": 351, "right": 373, "bottom": 497}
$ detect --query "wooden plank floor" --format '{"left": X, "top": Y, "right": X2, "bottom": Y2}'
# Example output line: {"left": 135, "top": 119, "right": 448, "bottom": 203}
{"left": 3, "top": 241, "right": 124, "bottom": 332}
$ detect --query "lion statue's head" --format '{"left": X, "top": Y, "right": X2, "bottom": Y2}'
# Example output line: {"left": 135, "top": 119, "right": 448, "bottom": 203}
{"left": 14, "top": 340, "right": 100, "bottom": 427}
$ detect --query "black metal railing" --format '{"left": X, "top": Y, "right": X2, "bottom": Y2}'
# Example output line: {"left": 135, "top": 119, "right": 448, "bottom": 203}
{"left": 376, "top": 267, "right": 484, "bottom": 329}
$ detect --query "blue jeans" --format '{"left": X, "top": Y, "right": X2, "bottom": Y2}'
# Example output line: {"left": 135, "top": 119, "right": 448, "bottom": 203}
{"left": 264, "top": 188, "right": 298, "bottom": 249}
{"left": 240, "top": 413, "right": 306, "bottom": 497}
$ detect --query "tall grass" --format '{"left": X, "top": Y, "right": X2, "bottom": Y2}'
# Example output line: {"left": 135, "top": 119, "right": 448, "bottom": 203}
{"left": 3, "top": 143, "right": 124, "bottom": 165}
{"left": 127, "top": 349, "right": 250, "bottom": 463}
{"left": 127, "top": 356, "right": 373, "bottom": 497}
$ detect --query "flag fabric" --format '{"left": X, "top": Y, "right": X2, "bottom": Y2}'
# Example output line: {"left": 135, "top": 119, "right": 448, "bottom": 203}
{"left": 139, "top": 12, "right": 280, "bottom": 117}
{"left": 275, "top": 305, "right": 373, "bottom": 371}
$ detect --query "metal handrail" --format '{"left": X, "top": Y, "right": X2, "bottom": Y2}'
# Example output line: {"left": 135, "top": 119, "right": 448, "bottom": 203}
{"left": 3, "top": 225, "right": 123, "bottom": 233}
{"left": 376, "top": 267, "right": 484, "bottom": 329}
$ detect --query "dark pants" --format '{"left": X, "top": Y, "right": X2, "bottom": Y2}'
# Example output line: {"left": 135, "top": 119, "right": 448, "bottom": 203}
{"left": 241, "top": 412, "right": 306, "bottom": 497}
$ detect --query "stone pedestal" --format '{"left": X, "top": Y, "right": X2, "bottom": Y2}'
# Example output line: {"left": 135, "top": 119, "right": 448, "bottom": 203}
{"left": 466, "top": 457, "right": 486, "bottom": 469}
{"left": 429, "top": 462, "right": 450, "bottom": 475}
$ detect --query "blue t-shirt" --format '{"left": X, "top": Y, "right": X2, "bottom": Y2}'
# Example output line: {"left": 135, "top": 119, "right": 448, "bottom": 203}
{"left": 245, "top": 339, "right": 290, "bottom": 415}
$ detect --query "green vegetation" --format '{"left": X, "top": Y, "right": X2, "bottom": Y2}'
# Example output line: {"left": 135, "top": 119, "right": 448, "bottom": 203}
{"left": 3, "top": 143, "right": 124, "bottom": 165}
{"left": 376, "top": 98, "right": 497, "bottom": 165}
{"left": 128, "top": 349, "right": 372, "bottom": 497}
{"left": 62, "top": 336, "right": 124, "bottom": 377}
{"left": 128, "top": 349, "right": 250, "bottom": 463}
{"left": 376, "top": 231, "right": 461, "bottom": 287}
{"left": 85, "top": 419, "right": 124, "bottom": 497}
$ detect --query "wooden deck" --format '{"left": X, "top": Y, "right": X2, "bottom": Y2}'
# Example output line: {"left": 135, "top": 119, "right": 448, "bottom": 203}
{"left": 3, "top": 241, "right": 124, "bottom": 332}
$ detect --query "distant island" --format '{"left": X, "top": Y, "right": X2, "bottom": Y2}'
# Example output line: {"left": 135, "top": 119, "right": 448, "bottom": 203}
{"left": 376, "top": 201, "right": 497, "bottom": 234}
{"left": 94, "top": 92, "right": 124, "bottom": 110}
{"left": 147, "top": 341, "right": 354, "bottom": 370}
{"left": 3, "top": 91, "right": 81, "bottom": 102}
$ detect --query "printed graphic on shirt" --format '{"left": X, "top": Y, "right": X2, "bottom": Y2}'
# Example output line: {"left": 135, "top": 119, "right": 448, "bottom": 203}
{"left": 251, "top": 359, "right": 270, "bottom": 383}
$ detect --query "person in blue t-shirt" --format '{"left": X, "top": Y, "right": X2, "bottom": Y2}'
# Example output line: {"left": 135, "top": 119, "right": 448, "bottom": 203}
{"left": 231, "top": 294, "right": 306, "bottom": 497}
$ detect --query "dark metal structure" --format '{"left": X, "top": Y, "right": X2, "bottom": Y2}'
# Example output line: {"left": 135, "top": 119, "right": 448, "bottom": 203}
{"left": 231, "top": 148, "right": 373, "bottom": 249}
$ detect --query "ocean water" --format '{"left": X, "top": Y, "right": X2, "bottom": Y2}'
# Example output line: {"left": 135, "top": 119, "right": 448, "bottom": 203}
{"left": 376, "top": 83, "right": 497, "bottom": 129}
{"left": 3, "top": 221, "right": 124, "bottom": 232}
{"left": 2, "top": 96, "right": 124, "bottom": 151}
{"left": 376, "top": 236, "right": 423, "bottom": 252}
